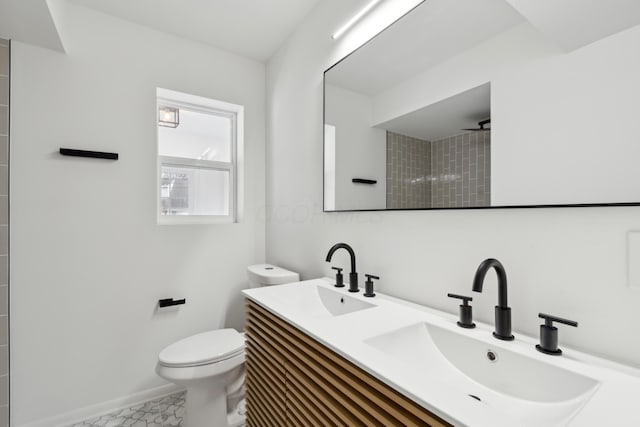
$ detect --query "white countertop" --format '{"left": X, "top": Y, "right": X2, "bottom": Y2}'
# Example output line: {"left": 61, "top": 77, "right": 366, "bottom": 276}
{"left": 243, "top": 278, "right": 640, "bottom": 427}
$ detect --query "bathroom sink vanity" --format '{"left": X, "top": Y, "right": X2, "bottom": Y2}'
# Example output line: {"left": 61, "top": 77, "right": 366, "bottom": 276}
{"left": 243, "top": 279, "right": 640, "bottom": 426}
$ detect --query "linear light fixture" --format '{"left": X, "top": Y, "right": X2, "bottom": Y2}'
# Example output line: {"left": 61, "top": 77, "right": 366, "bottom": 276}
{"left": 332, "top": 0, "right": 383, "bottom": 39}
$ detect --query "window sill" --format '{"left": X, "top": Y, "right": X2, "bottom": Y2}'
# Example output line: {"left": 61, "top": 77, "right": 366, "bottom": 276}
{"left": 157, "top": 215, "right": 236, "bottom": 225}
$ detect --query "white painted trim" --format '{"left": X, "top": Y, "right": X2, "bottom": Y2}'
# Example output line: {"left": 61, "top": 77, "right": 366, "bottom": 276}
{"left": 157, "top": 215, "right": 235, "bottom": 225}
{"left": 17, "top": 383, "right": 184, "bottom": 427}
{"left": 160, "top": 156, "right": 232, "bottom": 171}
{"left": 157, "top": 88, "right": 244, "bottom": 115}
{"left": 235, "top": 104, "right": 245, "bottom": 222}
{"left": 155, "top": 87, "right": 244, "bottom": 225}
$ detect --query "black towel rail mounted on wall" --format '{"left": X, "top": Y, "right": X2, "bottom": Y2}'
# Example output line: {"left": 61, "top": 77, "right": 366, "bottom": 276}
{"left": 352, "top": 178, "right": 377, "bottom": 185}
{"left": 158, "top": 298, "right": 186, "bottom": 308}
{"left": 59, "top": 148, "right": 119, "bottom": 160}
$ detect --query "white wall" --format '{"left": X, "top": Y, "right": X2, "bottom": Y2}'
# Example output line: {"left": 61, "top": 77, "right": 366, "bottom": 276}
{"left": 10, "top": 1, "right": 265, "bottom": 425}
{"left": 325, "top": 84, "right": 386, "bottom": 210}
{"left": 370, "top": 23, "right": 640, "bottom": 205}
{"left": 266, "top": 0, "right": 640, "bottom": 371}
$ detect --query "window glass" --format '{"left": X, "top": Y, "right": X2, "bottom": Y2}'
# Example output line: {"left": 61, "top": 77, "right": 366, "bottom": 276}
{"left": 158, "top": 108, "right": 232, "bottom": 162}
{"left": 160, "top": 165, "right": 230, "bottom": 216}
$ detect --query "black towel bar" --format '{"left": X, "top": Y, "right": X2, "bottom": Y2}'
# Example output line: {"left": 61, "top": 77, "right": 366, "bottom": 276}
{"left": 158, "top": 298, "right": 186, "bottom": 308}
{"left": 59, "top": 148, "right": 119, "bottom": 160}
{"left": 352, "top": 178, "right": 377, "bottom": 184}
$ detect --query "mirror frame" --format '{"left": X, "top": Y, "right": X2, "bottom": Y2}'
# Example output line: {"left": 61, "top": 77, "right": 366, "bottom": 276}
{"left": 322, "top": 6, "right": 640, "bottom": 213}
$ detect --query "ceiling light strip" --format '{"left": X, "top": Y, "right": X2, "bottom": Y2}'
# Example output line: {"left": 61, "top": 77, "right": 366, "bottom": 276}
{"left": 331, "top": 0, "right": 383, "bottom": 39}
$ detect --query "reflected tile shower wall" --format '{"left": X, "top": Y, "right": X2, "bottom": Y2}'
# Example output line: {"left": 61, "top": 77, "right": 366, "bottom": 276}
{"left": 0, "top": 37, "right": 9, "bottom": 427}
{"left": 386, "top": 130, "right": 491, "bottom": 209}
{"left": 431, "top": 131, "right": 491, "bottom": 208}
{"left": 386, "top": 132, "right": 432, "bottom": 209}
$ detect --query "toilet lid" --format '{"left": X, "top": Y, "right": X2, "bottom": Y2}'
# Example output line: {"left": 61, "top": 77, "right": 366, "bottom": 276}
{"left": 158, "top": 329, "right": 244, "bottom": 368}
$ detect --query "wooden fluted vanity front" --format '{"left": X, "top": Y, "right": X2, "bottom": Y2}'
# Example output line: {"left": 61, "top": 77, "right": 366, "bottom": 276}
{"left": 245, "top": 300, "right": 451, "bottom": 427}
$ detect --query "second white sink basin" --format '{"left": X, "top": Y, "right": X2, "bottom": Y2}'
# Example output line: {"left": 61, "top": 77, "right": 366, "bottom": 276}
{"left": 365, "top": 322, "right": 600, "bottom": 426}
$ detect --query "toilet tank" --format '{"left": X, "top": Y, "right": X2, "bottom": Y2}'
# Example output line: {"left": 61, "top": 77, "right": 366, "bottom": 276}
{"left": 247, "top": 264, "right": 300, "bottom": 287}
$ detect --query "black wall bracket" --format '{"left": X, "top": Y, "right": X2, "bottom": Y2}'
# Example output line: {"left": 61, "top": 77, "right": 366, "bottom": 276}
{"left": 158, "top": 298, "right": 186, "bottom": 308}
{"left": 352, "top": 178, "right": 377, "bottom": 185}
{"left": 59, "top": 148, "right": 119, "bottom": 160}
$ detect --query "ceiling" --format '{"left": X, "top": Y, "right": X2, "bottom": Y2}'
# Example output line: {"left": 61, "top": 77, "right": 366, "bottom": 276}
{"left": 1, "top": 0, "right": 639, "bottom": 64}
{"left": 0, "top": 0, "right": 64, "bottom": 51}
{"left": 505, "top": 0, "right": 640, "bottom": 51}
{"left": 377, "top": 83, "right": 490, "bottom": 141}
{"left": 71, "top": 0, "right": 321, "bottom": 61}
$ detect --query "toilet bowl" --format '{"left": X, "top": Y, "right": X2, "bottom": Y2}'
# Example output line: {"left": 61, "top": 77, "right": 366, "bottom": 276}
{"left": 156, "top": 264, "right": 300, "bottom": 427}
{"left": 156, "top": 329, "right": 246, "bottom": 427}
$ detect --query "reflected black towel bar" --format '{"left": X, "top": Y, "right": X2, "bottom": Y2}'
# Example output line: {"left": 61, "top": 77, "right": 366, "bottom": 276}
{"left": 352, "top": 178, "right": 377, "bottom": 184}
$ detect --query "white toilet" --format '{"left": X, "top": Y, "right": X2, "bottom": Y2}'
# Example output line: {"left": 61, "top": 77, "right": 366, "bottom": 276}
{"left": 156, "top": 264, "right": 300, "bottom": 427}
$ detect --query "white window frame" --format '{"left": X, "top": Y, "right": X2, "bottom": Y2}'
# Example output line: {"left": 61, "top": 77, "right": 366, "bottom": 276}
{"left": 156, "top": 88, "right": 244, "bottom": 225}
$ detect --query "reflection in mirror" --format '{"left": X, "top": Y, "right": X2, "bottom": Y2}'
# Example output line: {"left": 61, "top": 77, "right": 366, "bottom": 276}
{"left": 324, "top": 83, "right": 490, "bottom": 210}
{"left": 324, "top": 0, "right": 640, "bottom": 211}
{"left": 383, "top": 83, "right": 490, "bottom": 209}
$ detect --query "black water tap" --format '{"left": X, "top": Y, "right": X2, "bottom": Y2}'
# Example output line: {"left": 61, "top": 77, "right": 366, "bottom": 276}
{"left": 448, "top": 293, "right": 475, "bottom": 329}
{"left": 536, "top": 313, "right": 578, "bottom": 355}
{"left": 325, "top": 243, "right": 359, "bottom": 292}
{"left": 364, "top": 274, "right": 379, "bottom": 297}
{"left": 331, "top": 266, "right": 344, "bottom": 288}
{"left": 472, "top": 258, "right": 514, "bottom": 341}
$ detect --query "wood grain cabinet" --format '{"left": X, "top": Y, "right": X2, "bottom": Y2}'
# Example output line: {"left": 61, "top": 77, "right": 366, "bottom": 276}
{"left": 245, "top": 300, "right": 452, "bottom": 427}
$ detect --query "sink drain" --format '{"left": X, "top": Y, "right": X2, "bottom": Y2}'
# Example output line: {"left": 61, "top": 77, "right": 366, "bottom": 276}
{"left": 486, "top": 350, "right": 498, "bottom": 362}
{"left": 468, "top": 394, "right": 481, "bottom": 402}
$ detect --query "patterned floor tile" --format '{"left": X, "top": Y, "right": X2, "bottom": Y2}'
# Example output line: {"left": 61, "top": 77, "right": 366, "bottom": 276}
{"left": 69, "top": 392, "right": 185, "bottom": 427}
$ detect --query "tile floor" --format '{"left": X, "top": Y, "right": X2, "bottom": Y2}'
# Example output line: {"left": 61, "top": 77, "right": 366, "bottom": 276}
{"left": 70, "top": 391, "right": 185, "bottom": 427}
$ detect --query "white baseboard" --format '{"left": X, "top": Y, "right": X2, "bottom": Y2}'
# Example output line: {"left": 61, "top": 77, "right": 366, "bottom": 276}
{"left": 18, "top": 383, "right": 185, "bottom": 427}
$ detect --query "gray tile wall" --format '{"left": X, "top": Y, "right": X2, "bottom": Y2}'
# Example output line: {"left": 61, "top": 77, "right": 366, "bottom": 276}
{"left": 386, "top": 130, "right": 491, "bottom": 209}
{"left": 386, "top": 132, "right": 432, "bottom": 209}
{"left": 0, "top": 37, "right": 8, "bottom": 427}
{"left": 430, "top": 130, "right": 490, "bottom": 208}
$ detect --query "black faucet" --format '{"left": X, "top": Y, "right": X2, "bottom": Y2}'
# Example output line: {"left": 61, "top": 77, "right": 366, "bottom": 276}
{"left": 472, "top": 258, "right": 514, "bottom": 341}
{"left": 325, "top": 243, "right": 359, "bottom": 292}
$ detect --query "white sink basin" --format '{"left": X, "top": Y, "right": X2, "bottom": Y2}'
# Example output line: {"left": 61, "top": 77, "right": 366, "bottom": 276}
{"left": 426, "top": 323, "right": 598, "bottom": 402}
{"left": 365, "top": 322, "right": 600, "bottom": 426}
{"left": 273, "top": 283, "right": 376, "bottom": 318}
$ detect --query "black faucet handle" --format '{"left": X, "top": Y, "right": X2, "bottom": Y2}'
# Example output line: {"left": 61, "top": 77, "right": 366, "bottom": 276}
{"left": 364, "top": 274, "right": 379, "bottom": 297}
{"left": 538, "top": 313, "right": 578, "bottom": 328}
{"left": 448, "top": 293, "right": 475, "bottom": 329}
{"left": 536, "top": 313, "right": 578, "bottom": 356}
{"left": 331, "top": 266, "right": 344, "bottom": 288}
{"left": 447, "top": 293, "right": 473, "bottom": 306}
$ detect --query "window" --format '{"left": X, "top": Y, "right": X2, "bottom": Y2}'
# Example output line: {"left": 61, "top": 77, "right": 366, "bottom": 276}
{"left": 157, "top": 88, "right": 244, "bottom": 224}
{"left": 324, "top": 124, "right": 336, "bottom": 211}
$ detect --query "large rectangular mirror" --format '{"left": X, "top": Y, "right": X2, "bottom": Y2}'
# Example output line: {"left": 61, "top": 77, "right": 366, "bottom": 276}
{"left": 323, "top": 0, "right": 640, "bottom": 211}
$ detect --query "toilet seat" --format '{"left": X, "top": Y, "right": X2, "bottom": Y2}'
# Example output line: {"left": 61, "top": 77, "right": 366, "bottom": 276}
{"left": 159, "top": 329, "right": 245, "bottom": 368}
